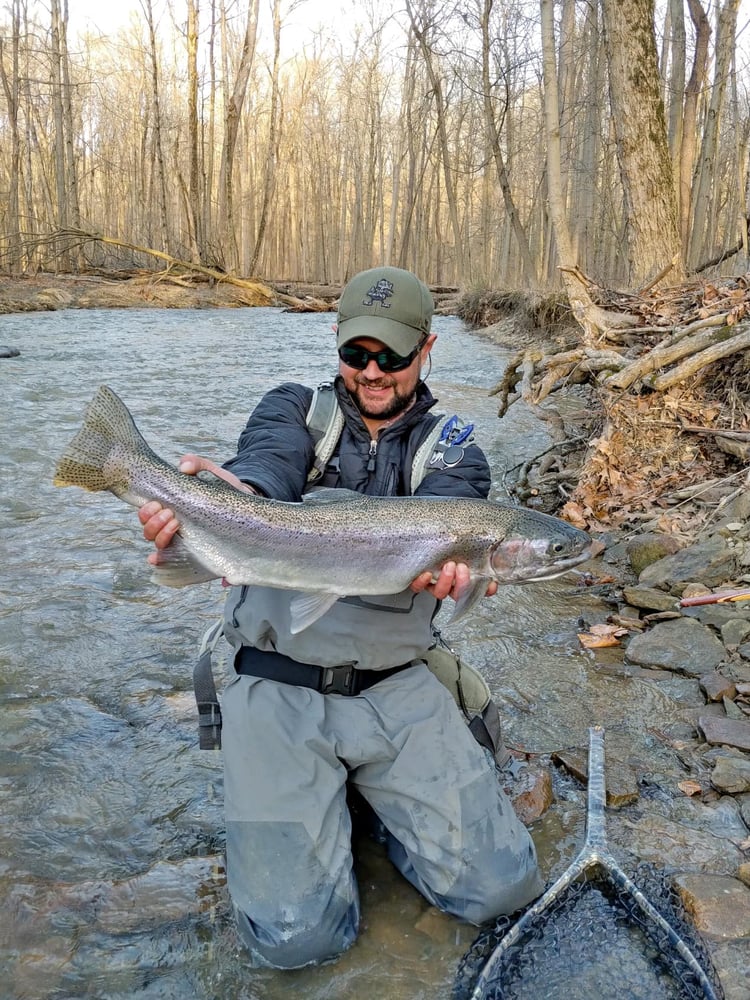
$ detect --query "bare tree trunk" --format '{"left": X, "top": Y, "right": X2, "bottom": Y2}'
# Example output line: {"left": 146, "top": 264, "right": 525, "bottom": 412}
{"left": 572, "top": 0, "right": 603, "bottom": 276}
{"left": 601, "top": 0, "right": 685, "bottom": 286}
{"left": 59, "top": 0, "right": 81, "bottom": 242}
{"left": 0, "top": 0, "right": 22, "bottom": 273}
{"left": 204, "top": 0, "right": 217, "bottom": 257}
{"left": 480, "top": 0, "right": 538, "bottom": 287}
{"left": 49, "top": 0, "right": 70, "bottom": 269}
{"left": 687, "top": 0, "right": 741, "bottom": 268}
{"left": 396, "top": 36, "right": 421, "bottom": 270}
{"left": 556, "top": 0, "right": 576, "bottom": 215}
{"left": 142, "top": 0, "right": 170, "bottom": 253}
{"left": 186, "top": 0, "right": 202, "bottom": 263}
{"left": 540, "top": 0, "right": 606, "bottom": 346}
{"left": 676, "top": 0, "right": 710, "bottom": 254}
{"left": 249, "top": 0, "right": 282, "bottom": 275}
{"left": 665, "top": 0, "right": 685, "bottom": 166}
{"left": 218, "top": 0, "right": 260, "bottom": 272}
{"left": 406, "top": 0, "right": 465, "bottom": 277}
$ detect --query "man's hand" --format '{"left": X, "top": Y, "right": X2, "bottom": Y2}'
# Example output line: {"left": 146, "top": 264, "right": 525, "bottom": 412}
{"left": 409, "top": 561, "right": 498, "bottom": 601}
{"left": 138, "top": 453, "right": 255, "bottom": 564}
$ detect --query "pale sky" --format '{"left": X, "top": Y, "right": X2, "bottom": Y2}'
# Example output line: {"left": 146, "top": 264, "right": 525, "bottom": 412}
{"left": 64, "top": 0, "right": 359, "bottom": 49}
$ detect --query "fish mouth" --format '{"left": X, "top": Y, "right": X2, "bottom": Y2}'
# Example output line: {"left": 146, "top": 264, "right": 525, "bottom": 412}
{"left": 493, "top": 538, "right": 603, "bottom": 585}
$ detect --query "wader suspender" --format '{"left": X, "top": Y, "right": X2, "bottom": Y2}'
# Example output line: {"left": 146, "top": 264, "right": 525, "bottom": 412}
{"left": 194, "top": 620, "right": 225, "bottom": 749}
{"left": 192, "top": 385, "right": 480, "bottom": 751}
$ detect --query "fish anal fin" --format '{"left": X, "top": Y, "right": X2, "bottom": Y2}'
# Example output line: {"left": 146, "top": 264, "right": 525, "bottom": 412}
{"left": 289, "top": 592, "right": 341, "bottom": 633}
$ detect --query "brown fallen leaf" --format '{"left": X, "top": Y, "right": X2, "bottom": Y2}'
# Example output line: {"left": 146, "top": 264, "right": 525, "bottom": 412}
{"left": 678, "top": 779, "right": 703, "bottom": 797}
{"left": 577, "top": 622, "right": 630, "bottom": 649}
{"left": 578, "top": 633, "right": 621, "bottom": 649}
{"left": 560, "top": 500, "right": 589, "bottom": 529}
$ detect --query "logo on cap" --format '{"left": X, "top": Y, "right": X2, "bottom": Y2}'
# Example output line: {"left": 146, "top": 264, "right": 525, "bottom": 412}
{"left": 363, "top": 278, "right": 394, "bottom": 308}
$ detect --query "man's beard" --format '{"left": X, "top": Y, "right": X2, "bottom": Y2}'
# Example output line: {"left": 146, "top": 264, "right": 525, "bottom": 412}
{"left": 350, "top": 377, "right": 417, "bottom": 421}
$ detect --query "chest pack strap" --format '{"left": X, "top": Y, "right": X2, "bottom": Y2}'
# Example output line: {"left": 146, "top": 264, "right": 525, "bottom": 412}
{"left": 305, "top": 382, "right": 474, "bottom": 490}
{"left": 306, "top": 384, "right": 345, "bottom": 483}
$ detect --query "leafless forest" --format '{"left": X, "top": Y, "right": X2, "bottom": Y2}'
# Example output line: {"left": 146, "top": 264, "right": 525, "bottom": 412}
{"left": 0, "top": 0, "right": 748, "bottom": 292}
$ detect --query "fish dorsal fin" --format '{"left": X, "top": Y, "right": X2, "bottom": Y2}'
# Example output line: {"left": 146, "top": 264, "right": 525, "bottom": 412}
{"left": 289, "top": 592, "right": 341, "bottom": 633}
{"left": 302, "top": 487, "right": 366, "bottom": 505}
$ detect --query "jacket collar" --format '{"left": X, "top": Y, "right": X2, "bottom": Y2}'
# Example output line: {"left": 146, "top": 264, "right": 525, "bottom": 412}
{"left": 333, "top": 375, "right": 437, "bottom": 437}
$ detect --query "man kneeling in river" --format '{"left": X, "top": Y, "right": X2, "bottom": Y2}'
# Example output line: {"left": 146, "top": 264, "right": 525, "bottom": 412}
{"left": 137, "top": 266, "right": 543, "bottom": 968}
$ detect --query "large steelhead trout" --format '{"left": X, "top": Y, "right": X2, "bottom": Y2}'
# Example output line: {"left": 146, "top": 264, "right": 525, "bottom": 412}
{"left": 54, "top": 386, "right": 598, "bottom": 633}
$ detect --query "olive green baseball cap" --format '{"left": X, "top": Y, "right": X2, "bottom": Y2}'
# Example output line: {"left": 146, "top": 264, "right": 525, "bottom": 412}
{"left": 336, "top": 266, "right": 434, "bottom": 355}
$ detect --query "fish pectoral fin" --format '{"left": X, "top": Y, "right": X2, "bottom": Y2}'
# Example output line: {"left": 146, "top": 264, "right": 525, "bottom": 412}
{"left": 446, "top": 578, "right": 489, "bottom": 626}
{"left": 149, "top": 537, "right": 221, "bottom": 588}
{"left": 289, "top": 592, "right": 341, "bottom": 633}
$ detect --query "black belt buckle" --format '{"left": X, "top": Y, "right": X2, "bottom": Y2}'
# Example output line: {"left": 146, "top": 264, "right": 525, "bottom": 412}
{"left": 320, "top": 664, "right": 358, "bottom": 695}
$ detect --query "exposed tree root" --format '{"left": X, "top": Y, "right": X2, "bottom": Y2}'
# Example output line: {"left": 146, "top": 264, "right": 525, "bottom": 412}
{"left": 484, "top": 271, "right": 750, "bottom": 529}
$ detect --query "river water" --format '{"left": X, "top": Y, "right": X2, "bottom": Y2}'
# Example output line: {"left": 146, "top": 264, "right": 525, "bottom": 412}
{"left": 0, "top": 308, "right": 710, "bottom": 999}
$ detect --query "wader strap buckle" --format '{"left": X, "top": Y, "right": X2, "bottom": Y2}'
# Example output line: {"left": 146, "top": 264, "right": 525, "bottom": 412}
{"left": 320, "top": 664, "right": 357, "bottom": 695}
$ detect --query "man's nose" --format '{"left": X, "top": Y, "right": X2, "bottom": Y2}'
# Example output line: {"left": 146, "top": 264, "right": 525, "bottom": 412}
{"left": 362, "top": 358, "right": 386, "bottom": 377}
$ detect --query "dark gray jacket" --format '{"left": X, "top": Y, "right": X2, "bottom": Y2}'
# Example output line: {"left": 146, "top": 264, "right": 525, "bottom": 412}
{"left": 223, "top": 376, "right": 491, "bottom": 501}
{"left": 221, "top": 377, "right": 492, "bottom": 670}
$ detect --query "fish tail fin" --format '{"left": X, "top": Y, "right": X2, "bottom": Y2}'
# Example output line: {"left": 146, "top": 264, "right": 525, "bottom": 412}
{"left": 53, "top": 385, "right": 151, "bottom": 494}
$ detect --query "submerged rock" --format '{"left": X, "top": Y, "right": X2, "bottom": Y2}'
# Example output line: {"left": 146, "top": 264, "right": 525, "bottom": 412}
{"left": 675, "top": 873, "right": 750, "bottom": 939}
{"left": 622, "top": 584, "right": 679, "bottom": 612}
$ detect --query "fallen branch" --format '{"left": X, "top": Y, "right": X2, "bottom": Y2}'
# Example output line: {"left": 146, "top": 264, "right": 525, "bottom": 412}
{"left": 647, "top": 326, "right": 750, "bottom": 389}
{"left": 636, "top": 254, "right": 679, "bottom": 295}
{"left": 653, "top": 422, "right": 750, "bottom": 441}
{"left": 40, "top": 227, "right": 304, "bottom": 308}
{"left": 605, "top": 316, "right": 742, "bottom": 390}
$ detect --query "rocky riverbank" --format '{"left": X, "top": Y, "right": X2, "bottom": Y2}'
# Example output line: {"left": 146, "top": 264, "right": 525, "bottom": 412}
{"left": 504, "top": 488, "right": 750, "bottom": 998}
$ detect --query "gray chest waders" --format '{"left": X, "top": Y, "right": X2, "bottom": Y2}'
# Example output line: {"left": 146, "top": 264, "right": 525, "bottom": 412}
{"left": 193, "top": 620, "right": 509, "bottom": 766}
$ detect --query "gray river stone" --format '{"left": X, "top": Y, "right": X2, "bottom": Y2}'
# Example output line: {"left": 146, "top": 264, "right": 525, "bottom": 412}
{"left": 624, "top": 617, "right": 727, "bottom": 675}
{"left": 621, "top": 584, "right": 680, "bottom": 612}
{"left": 722, "top": 617, "right": 750, "bottom": 647}
{"left": 639, "top": 534, "right": 739, "bottom": 592}
{"left": 711, "top": 753, "right": 750, "bottom": 795}
{"left": 625, "top": 532, "right": 684, "bottom": 576}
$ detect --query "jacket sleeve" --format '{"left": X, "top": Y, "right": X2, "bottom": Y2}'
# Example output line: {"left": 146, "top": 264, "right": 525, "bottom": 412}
{"left": 413, "top": 441, "right": 492, "bottom": 500}
{"left": 222, "top": 383, "right": 315, "bottom": 501}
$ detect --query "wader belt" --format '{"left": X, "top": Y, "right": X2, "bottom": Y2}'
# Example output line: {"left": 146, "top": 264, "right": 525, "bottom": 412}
{"left": 235, "top": 646, "right": 414, "bottom": 696}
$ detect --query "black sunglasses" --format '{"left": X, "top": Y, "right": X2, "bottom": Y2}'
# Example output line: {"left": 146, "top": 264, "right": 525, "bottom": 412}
{"left": 338, "top": 341, "right": 424, "bottom": 373}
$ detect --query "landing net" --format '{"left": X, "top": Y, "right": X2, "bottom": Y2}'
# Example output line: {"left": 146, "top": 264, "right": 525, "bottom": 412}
{"left": 453, "top": 726, "right": 724, "bottom": 1000}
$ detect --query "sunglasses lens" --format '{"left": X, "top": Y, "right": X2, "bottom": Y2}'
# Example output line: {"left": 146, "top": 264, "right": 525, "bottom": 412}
{"left": 339, "top": 345, "right": 418, "bottom": 372}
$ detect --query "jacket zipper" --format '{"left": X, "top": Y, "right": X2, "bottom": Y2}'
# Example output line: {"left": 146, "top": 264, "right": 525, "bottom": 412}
{"left": 367, "top": 439, "right": 377, "bottom": 472}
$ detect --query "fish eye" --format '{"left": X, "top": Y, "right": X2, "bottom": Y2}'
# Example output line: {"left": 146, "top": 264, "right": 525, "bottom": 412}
{"left": 552, "top": 541, "right": 565, "bottom": 553}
